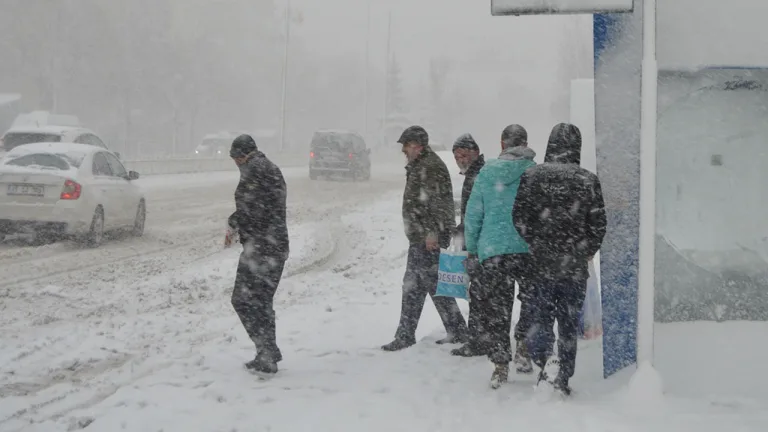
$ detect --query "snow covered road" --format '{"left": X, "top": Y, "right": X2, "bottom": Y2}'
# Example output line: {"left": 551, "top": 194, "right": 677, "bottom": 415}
{"left": 0, "top": 161, "right": 767, "bottom": 431}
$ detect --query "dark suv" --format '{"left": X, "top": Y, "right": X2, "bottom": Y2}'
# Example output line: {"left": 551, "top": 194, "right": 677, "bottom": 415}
{"left": 309, "top": 130, "right": 371, "bottom": 181}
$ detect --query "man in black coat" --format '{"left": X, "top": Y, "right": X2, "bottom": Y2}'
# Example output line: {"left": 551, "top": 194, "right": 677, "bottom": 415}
{"left": 449, "top": 133, "right": 487, "bottom": 357}
{"left": 512, "top": 123, "right": 607, "bottom": 396}
{"left": 226, "top": 134, "right": 290, "bottom": 375}
{"left": 382, "top": 125, "right": 468, "bottom": 352}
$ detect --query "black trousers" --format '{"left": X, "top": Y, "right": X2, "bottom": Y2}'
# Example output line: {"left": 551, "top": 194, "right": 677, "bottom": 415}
{"left": 527, "top": 277, "right": 587, "bottom": 380}
{"left": 395, "top": 244, "right": 467, "bottom": 342}
{"left": 231, "top": 252, "right": 286, "bottom": 361}
{"left": 513, "top": 286, "right": 537, "bottom": 344}
{"left": 480, "top": 254, "right": 530, "bottom": 365}
{"left": 465, "top": 273, "right": 491, "bottom": 351}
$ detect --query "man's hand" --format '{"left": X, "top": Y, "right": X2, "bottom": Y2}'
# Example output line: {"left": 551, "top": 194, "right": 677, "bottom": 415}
{"left": 224, "top": 229, "right": 237, "bottom": 248}
{"left": 425, "top": 233, "right": 440, "bottom": 251}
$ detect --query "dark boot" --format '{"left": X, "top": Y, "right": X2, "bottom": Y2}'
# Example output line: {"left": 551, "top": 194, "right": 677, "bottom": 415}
{"left": 553, "top": 374, "right": 572, "bottom": 397}
{"left": 381, "top": 338, "right": 416, "bottom": 352}
{"left": 490, "top": 363, "right": 509, "bottom": 390}
{"left": 513, "top": 341, "right": 534, "bottom": 374}
{"left": 245, "top": 355, "right": 278, "bottom": 374}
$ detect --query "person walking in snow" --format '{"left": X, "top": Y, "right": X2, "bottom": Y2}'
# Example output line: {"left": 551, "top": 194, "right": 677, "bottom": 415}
{"left": 512, "top": 123, "right": 606, "bottom": 396}
{"left": 450, "top": 133, "right": 489, "bottom": 357}
{"left": 499, "top": 125, "right": 537, "bottom": 376}
{"left": 382, "top": 125, "right": 468, "bottom": 352}
{"left": 463, "top": 124, "right": 537, "bottom": 388}
{"left": 226, "top": 134, "right": 290, "bottom": 375}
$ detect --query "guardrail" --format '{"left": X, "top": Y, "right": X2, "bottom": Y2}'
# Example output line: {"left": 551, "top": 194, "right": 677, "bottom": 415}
{"left": 122, "top": 153, "right": 309, "bottom": 176}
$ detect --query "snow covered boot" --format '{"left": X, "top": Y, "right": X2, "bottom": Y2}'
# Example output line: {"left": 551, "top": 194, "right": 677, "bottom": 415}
{"left": 436, "top": 332, "right": 467, "bottom": 345}
{"left": 245, "top": 355, "right": 278, "bottom": 375}
{"left": 381, "top": 338, "right": 416, "bottom": 352}
{"left": 451, "top": 343, "right": 486, "bottom": 357}
{"left": 513, "top": 341, "right": 534, "bottom": 374}
{"left": 535, "top": 357, "right": 560, "bottom": 387}
{"left": 490, "top": 363, "right": 509, "bottom": 390}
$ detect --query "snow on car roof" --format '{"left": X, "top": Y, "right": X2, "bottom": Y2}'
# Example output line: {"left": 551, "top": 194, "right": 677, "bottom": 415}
{"left": 6, "top": 142, "right": 104, "bottom": 156}
{"left": 3, "top": 125, "right": 91, "bottom": 136}
{"left": 0, "top": 94, "right": 21, "bottom": 105}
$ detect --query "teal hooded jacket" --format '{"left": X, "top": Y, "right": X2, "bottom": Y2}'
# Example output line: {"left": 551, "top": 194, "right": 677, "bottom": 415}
{"left": 464, "top": 146, "right": 537, "bottom": 263}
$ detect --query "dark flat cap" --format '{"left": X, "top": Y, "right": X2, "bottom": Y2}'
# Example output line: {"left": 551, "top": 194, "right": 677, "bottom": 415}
{"left": 397, "top": 125, "right": 429, "bottom": 147}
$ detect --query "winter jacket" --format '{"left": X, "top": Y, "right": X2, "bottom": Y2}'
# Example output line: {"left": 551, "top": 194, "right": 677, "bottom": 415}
{"left": 457, "top": 154, "right": 485, "bottom": 234}
{"left": 228, "top": 150, "right": 290, "bottom": 260}
{"left": 464, "top": 146, "right": 536, "bottom": 263}
{"left": 402, "top": 146, "right": 455, "bottom": 248}
{"left": 512, "top": 123, "right": 606, "bottom": 280}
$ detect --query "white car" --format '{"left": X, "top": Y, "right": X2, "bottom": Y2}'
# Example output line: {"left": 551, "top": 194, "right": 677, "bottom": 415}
{"left": 0, "top": 125, "right": 114, "bottom": 159}
{"left": 0, "top": 143, "right": 145, "bottom": 246}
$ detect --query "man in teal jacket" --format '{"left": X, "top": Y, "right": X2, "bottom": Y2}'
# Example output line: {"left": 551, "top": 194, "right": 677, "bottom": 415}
{"left": 464, "top": 124, "right": 536, "bottom": 389}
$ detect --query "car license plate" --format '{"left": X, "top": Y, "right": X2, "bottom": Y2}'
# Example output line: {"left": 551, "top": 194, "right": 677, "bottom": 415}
{"left": 7, "top": 184, "right": 45, "bottom": 196}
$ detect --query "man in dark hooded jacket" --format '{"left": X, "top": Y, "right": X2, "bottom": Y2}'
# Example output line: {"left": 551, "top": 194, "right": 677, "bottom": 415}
{"left": 512, "top": 123, "right": 606, "bottom": 396}
{"left": 382, "top": 125, "right": 468, "bottom": 352}
{"left": 226, "top": 134, "right": 290, "bottom": 375}
{"left": 450, "top": 133, "right": 487, "bottom": 357}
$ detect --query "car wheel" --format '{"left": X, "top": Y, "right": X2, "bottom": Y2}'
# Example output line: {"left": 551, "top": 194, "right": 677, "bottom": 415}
{"left": 85, "top": 207, "right": 105, "bottom": 248}
{"left": 133, "top": 200, "right": 146, "bottom": 237}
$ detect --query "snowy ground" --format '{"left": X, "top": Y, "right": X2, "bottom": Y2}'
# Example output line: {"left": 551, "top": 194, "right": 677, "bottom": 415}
{"left": 1, "top": 159, "right": 767, "bottom": 431}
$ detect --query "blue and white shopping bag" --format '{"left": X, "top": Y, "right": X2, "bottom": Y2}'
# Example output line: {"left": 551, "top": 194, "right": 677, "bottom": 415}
{"left": 434, "top": 247, "right": 469, "bottom": 300}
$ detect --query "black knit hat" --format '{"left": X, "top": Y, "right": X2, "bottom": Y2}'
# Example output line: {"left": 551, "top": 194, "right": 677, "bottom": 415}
{"left": 452, "top": 133, "right": 480, "bottom": 152}
{"left": 230, "top": 134, "right": 257, "bottom": 158}
{"left": 397, "top": 125, "right": 429, "bottom": 147}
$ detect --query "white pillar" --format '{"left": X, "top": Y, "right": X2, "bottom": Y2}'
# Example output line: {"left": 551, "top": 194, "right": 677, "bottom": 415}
{"left": 637, "top": 0, "right": 658, "bottom": 367}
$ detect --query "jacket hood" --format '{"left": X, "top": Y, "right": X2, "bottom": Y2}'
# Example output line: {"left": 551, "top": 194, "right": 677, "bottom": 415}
{"left": 544, "top": 123, "right": 582, "bottom": 165}
{"left": 499, "top": 146, "right": 536, "bottom": 161}
{"left": 481, "top": 154, "right": 536, "bottom": 186}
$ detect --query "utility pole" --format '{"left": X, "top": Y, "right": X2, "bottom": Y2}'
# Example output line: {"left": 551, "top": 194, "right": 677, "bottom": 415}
{"left": 381, "top": 11, "right": 392, "bottom": 143}
{"left": 279, "top": 0, "right": 292, "bottom": 152}
{"left": 363, "top": 0, "right": 371, "bottom": 141}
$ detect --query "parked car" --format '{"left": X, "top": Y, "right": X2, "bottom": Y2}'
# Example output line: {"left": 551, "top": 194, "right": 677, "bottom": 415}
{"left": 309, "top": 130, "right": 371, "bottom": 181}
{"left": 0, "top": 143, "right": 145, "bottom": 247}
{"left": 0, "top": 126, "right": 116, "bottom": 159}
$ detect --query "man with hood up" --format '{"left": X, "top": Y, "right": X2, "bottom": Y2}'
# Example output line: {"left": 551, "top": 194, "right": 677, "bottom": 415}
{"left": 226, "top": 134, "right": 290, "bottom": 376}
{"left": 513, "top": 123, "right": 606, "bottom": 396}
{"left": 463, "top": 124, "right": 536, "bottom": 389}
{"left": 450, "top": 133, "right": 488, "bottom": 357}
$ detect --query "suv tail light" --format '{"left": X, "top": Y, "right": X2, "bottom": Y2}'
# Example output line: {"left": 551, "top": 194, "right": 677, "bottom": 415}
{"left": 348, "top": 153, "right": 354, "bottom": 159}
{"left": 60, "top": 179, "right": 82, "bottom": 200}
{"left": 310, "top": 151, "right": 315, "bottom": 159}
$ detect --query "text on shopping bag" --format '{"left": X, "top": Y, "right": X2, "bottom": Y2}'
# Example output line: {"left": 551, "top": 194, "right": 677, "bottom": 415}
{"left": 435, "top": 248, "right": 469, "bottom": 300}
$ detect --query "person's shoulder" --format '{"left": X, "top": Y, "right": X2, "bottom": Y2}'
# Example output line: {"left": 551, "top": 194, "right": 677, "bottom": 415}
{"left": 424, "top": 149, "right": 450, "bottom": 173}
{"left": 249, "top": 153, "right": 284, "bottom": 180}
{"left": 574, "top": 166, "right": 600, "bottom": 184}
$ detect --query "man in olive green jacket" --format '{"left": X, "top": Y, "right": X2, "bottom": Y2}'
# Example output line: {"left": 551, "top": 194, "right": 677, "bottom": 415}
{"left": 382, "top": 125, "right": 468, "bottom": 352}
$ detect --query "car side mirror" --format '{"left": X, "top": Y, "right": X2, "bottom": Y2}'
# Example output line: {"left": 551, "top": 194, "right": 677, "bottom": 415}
{"left": 128, "top": 171, "right": 140, "bottom": 180}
